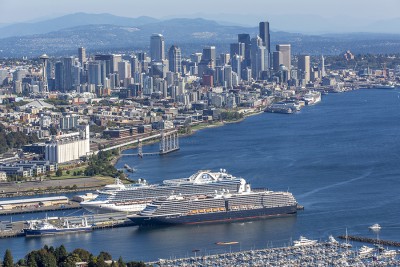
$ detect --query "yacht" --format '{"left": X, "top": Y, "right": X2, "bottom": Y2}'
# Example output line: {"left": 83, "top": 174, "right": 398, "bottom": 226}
{"left": 293, "top": 236, "right": 318, "bottom": 247}
{"left": 358, "top": 245, "right": 374, "bottom": 257}
{"left": 369, "top": 224, "right": 381, "bottom": 231}
{"left": 328, "top": 235, "right": 339, "bottom": 245}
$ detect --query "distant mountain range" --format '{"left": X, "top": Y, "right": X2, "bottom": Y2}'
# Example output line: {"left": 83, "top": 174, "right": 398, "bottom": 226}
{"left": 0, "top": 13, "right": 159, "bottom": 38}
{"left": 0, "top": 13, "right": 400, "bottom": 58}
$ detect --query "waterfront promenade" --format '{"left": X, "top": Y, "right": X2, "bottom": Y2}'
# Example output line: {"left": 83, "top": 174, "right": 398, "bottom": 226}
{"left": 151, "top": 243, "right": 400, "bottom": 267}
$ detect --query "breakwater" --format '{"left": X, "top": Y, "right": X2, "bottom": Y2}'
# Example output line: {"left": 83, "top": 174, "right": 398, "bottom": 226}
{"left": 338, "top": 235, "right": 400, "bottom": 247}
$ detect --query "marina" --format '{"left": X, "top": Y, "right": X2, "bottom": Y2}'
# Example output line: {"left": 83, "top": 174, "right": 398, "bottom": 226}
{"left": 150, "top": 242, "right": 400, "bottom": 267}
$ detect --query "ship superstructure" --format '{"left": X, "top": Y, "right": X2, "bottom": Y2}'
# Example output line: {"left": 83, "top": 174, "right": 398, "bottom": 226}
{"left": 80, "top": 170, "right": 246, "bottom": 214}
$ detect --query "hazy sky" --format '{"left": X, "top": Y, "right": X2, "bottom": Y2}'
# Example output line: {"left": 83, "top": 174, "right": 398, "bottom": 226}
{"left": 0, "top": 0, "right": 399, "bottom": 25}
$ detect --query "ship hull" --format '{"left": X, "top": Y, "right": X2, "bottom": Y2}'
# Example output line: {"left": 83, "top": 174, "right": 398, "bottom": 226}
{"left": 128, "top": 205, "right": 297, "bottom": 226}
{"left": 24, "top": 227, "right": 92, "bottom": 237}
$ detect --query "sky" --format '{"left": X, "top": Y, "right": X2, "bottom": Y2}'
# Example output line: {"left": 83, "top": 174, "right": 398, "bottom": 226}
{"left": 0, "top": 0, "right": 399, "bottom": 25}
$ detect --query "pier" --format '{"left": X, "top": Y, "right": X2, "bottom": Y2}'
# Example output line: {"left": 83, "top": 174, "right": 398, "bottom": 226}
{"left": 121, "top": 130, "right": 180, "bottom": 157}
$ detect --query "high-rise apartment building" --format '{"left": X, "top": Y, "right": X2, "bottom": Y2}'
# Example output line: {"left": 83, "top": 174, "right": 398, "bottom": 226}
{"left": 150, "top": 34, "right": 165, "bottom": 62}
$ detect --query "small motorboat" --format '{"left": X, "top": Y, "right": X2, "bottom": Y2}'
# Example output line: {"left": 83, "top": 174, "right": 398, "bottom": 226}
{"left": 369, "top": 224, "right": 381, "bottom": 231}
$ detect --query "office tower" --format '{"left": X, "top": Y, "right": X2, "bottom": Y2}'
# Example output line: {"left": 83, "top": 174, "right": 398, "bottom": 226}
{"left": 321, "top": 55, "right": 326, "bottom": 77}
{"left": 276, "top": 44, "right": 291, "bottom": 79}
{"left": 298, "top": 55, "right": 311, "bottom": 83}
{"left": 88, "top": 61, "right": 102, "bottom": 87}
{"left": 150, "top": 34, "right": 165, "bottom": 62}
{"left": 112, "top": 54, "right": 122, "bottom": 74}
{"left": 54, "top": 62, "right": 64, "bottom": 91}
{"left": 230, "top": 43, "right": 245, "bottom": 60}
{"left": 259, "top": 22, "right": 271, "bottom": 54}
{"left": 219, "top": 53, "right": 230, "bottom": 66}
{"left": 94, "top": 54, "right": 113, "bottom": 75}
{"left": 231, "top": 54, "right": 242, "bottom": 82}
{"left": 78, "top": 47, "right": 86, "bottom": 66}
{"left": 273, "top": 51, "right": 283, "bottom": 72}
{"left": 130, "top": 55, "right": 142, "bottom": 75}
{"left": 202, "top": 46, "right": 216, "bottom": 68}
{"left": 190, "top": 53, "right": 202, "bottom": 64}
{"left": 118, "top": 61, "right": 132, "bottom": 81}
{"left": 238, "top": 34, "right": 251, "bottom": 67}
{"left": 168, "top": 45, "right": 182, "bottom": 73}
{"left": 62, "top": 57, "right": 74, "bottom": 91}
{"left": 251, "top": 36, "right": 266, "bottom": 80}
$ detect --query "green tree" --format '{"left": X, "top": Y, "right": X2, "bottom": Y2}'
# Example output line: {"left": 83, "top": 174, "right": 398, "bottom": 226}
{"left": 54, "top": 245, "right": 68, "bottom": 264}
{"left": 3, "top": 249, "right": 13, "bottom": 267}
{"left": 98, "top": 251, "right": 112, "bottom": 261}
{"left": 71, "top": 248, "right": 91, "bottom": 262}
{"left": 56, "top": 169, "right": 63, "bottom": 177}
{"left": 117, "top": 256, "right": 125, "bottom": 267}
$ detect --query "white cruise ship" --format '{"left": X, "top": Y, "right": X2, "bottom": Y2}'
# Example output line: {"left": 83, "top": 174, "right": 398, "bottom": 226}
{"left": 80, "top": 170, "right": 246, "bottom": 214}
{"left": 303, "top": 91, "right": 322, "bottom": 105}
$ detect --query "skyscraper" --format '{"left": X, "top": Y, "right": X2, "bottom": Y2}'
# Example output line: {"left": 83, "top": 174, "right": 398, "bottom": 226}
{"left": 298, "top": 55, "right": 311, "bottom": 84}
{"left": 63, "top": 57, "right": 74, "bottom": 91}
{"left": 150, "top": 34, "right": 165, "bottom": 62}
{"left": 276, "top": 44, "right": 291, "bottom": 79}
{"left": 118, "top": 61, "right": 132, "bottom": 81}
{"left": 231, "top": 54, "right": 242, "bottom": 82}
{"left": 88, "top": 61, "right": 102, "bottom": 87}
{"left": 259, "top": 22, "right": 271, "bottom": 53}
{"left": 78, "top": 47, "right": 86, "bottom": 66}
{"left": 321, "top": 55, "right": 326, "bottom": 77}
{"left": 259, "top": 22, "right": 271, "bottom": 69}
{"left": 251, "top": 36, "right": 266, "bottom": 80}
{"left": 273, "top": 51, "right": 283, "bottom": 72}
{"left": 54, "top": 62, "right": 64, "bottom": 91}
{"left": 168, "top": 45, "right": 182, "bottom": 74}
{"left": 230, "top": 43, "right": 245, "bottom": 60}
{"left": 238, "top": 34, "right": 251, "bottom": 68}
{"left": 202, "top": 46, "right": 216, "bottom": 68}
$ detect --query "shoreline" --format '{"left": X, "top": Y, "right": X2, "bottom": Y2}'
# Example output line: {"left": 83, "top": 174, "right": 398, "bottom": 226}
{"left": 111, "top": 108, "right": 265, "bottom": 166}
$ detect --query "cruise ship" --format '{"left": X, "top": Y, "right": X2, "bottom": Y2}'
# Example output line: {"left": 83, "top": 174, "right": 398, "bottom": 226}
{"left": 127, "top": 182, "right": 298, "bottom": 226}
{"left": 80, "top": 170, "right": 248, "bottom": 214}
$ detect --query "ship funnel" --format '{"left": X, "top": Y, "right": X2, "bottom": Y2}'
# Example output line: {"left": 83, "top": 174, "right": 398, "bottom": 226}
{"left": 246, "top": 184, "right": 251, "bottom": 193}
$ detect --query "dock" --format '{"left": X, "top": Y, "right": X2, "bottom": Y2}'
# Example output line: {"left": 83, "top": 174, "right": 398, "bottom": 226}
{"left": 0, "top": 212, "right": 133, "bottom": 239}
{"left": 338, "top": 235, "right": 400, "bottom": 247}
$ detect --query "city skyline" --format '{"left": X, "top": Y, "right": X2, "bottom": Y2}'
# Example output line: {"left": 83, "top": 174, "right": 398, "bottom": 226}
{"left": 1, "top": 0, "right": 400, "bottom": 34}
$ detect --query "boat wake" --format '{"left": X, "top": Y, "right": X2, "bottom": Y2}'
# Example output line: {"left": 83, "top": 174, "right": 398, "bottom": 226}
{"left": 298, "top": 169, "right": 373, "bottom": 199}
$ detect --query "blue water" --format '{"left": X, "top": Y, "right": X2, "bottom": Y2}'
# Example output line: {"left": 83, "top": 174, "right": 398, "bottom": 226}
{"left": 1, "top": 89, "right": 400, "bottom": 261}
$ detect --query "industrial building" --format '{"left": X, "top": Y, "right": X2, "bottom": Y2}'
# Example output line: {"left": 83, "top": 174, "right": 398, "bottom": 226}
{"left": 45, "top": 125, "right": 90, "bottom": 164}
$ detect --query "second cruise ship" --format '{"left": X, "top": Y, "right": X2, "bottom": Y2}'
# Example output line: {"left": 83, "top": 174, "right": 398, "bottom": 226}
{"left": 80, "top": 170, "right": 247, "bottom": 214}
